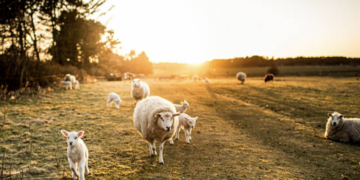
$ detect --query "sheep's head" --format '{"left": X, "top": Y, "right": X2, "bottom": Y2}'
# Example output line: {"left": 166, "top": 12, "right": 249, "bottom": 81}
{"left": 132, "top": 79, "right": 141, "bottom": 87}
{"left": 61, "top": 130, "right": 84, "bottom": 147}
{"left": 114, "top": 99, "right": 122, "bottom": 109}
{"left": 182, "top": 100, "right": 190, "bottom": 108}
{"left": 328, "top": 112, "right": 343, "bottom": 127}
{"left": 185, "top": 116, "right": 198, "bottom": 128}
{"left": 155, "top": 112, "right": 180, "bottom": 132}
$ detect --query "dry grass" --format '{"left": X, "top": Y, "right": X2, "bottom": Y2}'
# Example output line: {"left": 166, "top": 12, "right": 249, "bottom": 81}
{"left": 1, "top": 77, "right": 360, "bottom": 179}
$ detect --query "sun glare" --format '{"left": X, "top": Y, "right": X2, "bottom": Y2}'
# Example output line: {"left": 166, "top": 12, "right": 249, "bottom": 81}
{"left": 95, "top": 0, "right": 360, "bottom": 63}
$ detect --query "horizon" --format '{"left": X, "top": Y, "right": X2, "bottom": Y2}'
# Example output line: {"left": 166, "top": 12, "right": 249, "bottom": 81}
{"left": 94, "top": 0, "right": 360, "bottom": 64}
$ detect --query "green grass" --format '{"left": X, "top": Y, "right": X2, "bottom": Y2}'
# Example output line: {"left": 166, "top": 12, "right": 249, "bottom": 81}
{"left": 1, "top": 77, "right": 360, "bottom": 179}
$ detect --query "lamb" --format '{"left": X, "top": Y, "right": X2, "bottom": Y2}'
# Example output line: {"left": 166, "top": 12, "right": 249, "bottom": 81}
{"left": 61, "top": 130, "right": 89, "bottom": 180}
{"left": 204, "top": 77, "right": 209, "bottom": 84}
{"left": 264, "top": 73, "right": 274, "bottom": 83}
{"left": 131, "top": 78, "right": 150, "bottom": 104}
{"left": 175, "top": 113, "right": 198, "bottom": 144}
{"left": 74, "top": 80, "right": 80, "bottom": 89}
{"left": 133, "top": 96, "right": 180, "bottom": 164}
{"left": 174, "top": 100, "right": 190, "bottom": 113}
{"left": 236, "top": 72, "right": 246, "bottom": 84}
{"left": 107, "top": 92, "right": 122, "bottom": 109}
{"left": 64, "top": 74, "right": 76, "bottom": 83}
{"left": 324, "top": 112, "right": 360, "bottom": 143}
{"left": 61, "top": 81, "right": 72, "bottom": 90}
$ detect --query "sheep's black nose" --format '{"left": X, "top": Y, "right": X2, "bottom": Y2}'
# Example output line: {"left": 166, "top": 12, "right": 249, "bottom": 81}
{"left": 166, "top": 127, "right": 170, "bottom": 131}
{"left": 69, "top": 142, "right": 73, "bottom": 145}
{"left": 333, "top": 122, "right": 337, "bottom": 126}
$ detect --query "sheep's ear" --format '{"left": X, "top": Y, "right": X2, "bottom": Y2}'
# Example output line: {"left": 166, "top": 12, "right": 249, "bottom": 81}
{"left": 184, "top": 100, "right": 187, "bottom": 103}
{"left": 61, "top": 130, "right": 69, "bottom": 137}
{"left": 155, "top": 113, "right": 161, "bottom": 118}
{"left": 172, "top": 112, "right": 181, "bottom": 117}
{"left": 328, "top": 113, "right": 332, "bottom": 117}
{"left": 339, "top": 115, "right": 344, "bottom": 119}
{"left": 78, "top": 131, "right": 85, "bottom": 138}
{"left": 194, "top": 116, "right": 198, "bottom": 120}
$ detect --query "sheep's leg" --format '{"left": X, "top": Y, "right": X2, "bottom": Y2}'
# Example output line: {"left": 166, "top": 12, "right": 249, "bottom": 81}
{"left": 69, "top": 158, "right": 79, "bottom": 179}
{"left": 175, "top": 126, "right": 180, "bottom": 140}
{"left": 78, "top": 159, "right": 86, "bottom": 180}
{"left": 85, "top": 159, "right": 89, "bottom": 175}
{"left": 158, "top": 142, "right": 165, "bottom": 164}
{"left": 148, "top": 140, "right": 156, "bottom": 156}
{"left": 185, "top": 130, "right": 190, "bottom": 144}
{"left": 189, "top": 128, "right": 192, "bottom": 140}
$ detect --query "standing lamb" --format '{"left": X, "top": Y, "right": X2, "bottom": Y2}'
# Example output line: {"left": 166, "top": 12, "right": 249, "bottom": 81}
{"left": 324, "top": 112, "right": 360, "bottom": 143}
{"left": 61, "top": 130, "right": 89, "bottom": 180}
{"left": 174, "top": 100, "right": 190, "bottom": 113}
{"left": 133, "top": 96, "right": 180, "bottom": 164}
{"left": 74, "top": 80, "right": 80, "bottom": 89}
{"left": 131, "top": 79, "right": 150, "bottom": 104}
{"left": 264, "top": 73, "right": 274, "bottom": 83}
{"left": 176, "top": 113, "right": 198, "bottom": 144}
{"left": 236, "top": 72, "right": 246, "bottom": 84}
{"left": 107, "top": 92, "right": 122, "bottom": 109}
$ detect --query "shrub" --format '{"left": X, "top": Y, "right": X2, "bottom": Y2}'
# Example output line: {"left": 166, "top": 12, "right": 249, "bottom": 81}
{"left": 267, "top": 66, "right": 279, "bottom": 76}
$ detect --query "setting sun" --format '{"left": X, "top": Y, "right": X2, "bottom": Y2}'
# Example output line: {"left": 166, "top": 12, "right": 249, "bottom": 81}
{"left": 95, "top": 0, "right": 360, "bottom": 63}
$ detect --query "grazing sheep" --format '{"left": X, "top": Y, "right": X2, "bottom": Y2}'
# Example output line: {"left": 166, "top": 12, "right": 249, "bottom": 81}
{"left": 133, "top": 96, "right": 180, "bottom": 164}
{"left": 107, "top": 92, "right": 122, "bottom": 109}
{"left": 64, "top": 74, "right": 72, "bottom": 81}
{"left": 74, "top": 80, "right": 80, "bottom": 89}
{"left": 61, "top": 81, "right": 72, "bottom": 90}
{"left": 176, "top": 113, "right": 198, "bottom": 144}
{"left": 204, "top": 77, "right": 209, "bottom": 84}
{"left": 264, "top": 73, "right": 274, "bottom": 83}
{"left": 174, "top": 100, "right": 190, "bottom": 113}
{"left": 325, "top": 112, "right": 360, "bottom": 143}
{"left": 131, "top": 79, "right": 150, "bottom": 104}
{"left": 236, "top": 72, "right": 246, "bottom": 84}
{"left": 61, "top": 130, "right": 89, "bottom": 180}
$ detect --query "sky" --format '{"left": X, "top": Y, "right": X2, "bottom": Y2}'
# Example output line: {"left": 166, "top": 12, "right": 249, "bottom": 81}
{"left": 94, "top": 0, "right": 360, "bottom": 63}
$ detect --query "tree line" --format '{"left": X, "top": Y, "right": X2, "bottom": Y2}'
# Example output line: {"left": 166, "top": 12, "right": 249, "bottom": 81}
{"left": 0, "top": 0, "right": 152, "bottom": 91}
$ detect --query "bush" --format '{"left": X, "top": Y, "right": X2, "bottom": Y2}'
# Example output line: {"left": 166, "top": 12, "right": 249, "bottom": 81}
{"left": 267, "top": 66, "right": 279, "bottom": 76}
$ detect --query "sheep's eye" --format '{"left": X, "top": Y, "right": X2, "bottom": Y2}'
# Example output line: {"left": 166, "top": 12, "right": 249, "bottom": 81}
{"left": 75, "top": 137, "right": 77, "bottom": 139}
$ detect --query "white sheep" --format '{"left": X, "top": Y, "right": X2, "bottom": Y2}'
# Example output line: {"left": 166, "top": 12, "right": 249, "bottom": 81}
{"left": 192, "top": 75, "right": 199, "bottom": 81}
{"left": 236, "top": 72, "right": 246, "bottom": 84}
{"left": 174, "top": 100, "right": 190, "bottom": 113}
{"left": 107, "top": 92, "right": 122, "bottom": 109}
{"left": 204, "top": 77, "right": 209, "bottom": 84}
{"left": 131, "top": 78, "right": 150, "bottom": 103}
{"left": 61, "top": 81, "right": 72, "bottom": 90}
{"left": 61, "top": 130, "right": 89, "bottom": 180}
{"left": 74, "top": 80, "right": 80, "bottom": 89}
{"left": 324, "top": 112, "right": 360, "bottom": 143}
{"left": 133, "top": 96, "right": 180, "bottom": 164}
{"left": 176, "top": 113, "right": 198, "bottom": 144}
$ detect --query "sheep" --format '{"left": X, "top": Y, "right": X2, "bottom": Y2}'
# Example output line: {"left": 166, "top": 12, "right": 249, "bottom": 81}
{"left": 61, "top": 81, "right": 72, "bottom": 90}
{"left": 236, "top": 72, "right": 246, "bottom": 84}
{"left": 264, "top": 73, "right": 274, "bottom": 83}
{"left": 192, "top": 75, "right": 199, "bottom": 81}
{"left": 204, "top": 77, "right": 209, "bottom": 84}
{"left": 61, "top": 130, "right": 89, "bottom": 180}
{"left": 133, "top": 96, "right": 180, "bottom": 164}
{"left": 74, "top": 80, "right": 80, "bottom": 89}
{"left": 64, "top": 74, "right": 76, "bottom": 83}
{"left": 174, "top": 100, "right": 190, "bottom": 113}
{"left": 131, "top": 78, "right": 150, "bottom": 104}
{"left": 324, "top": 112, "right": 360, "bottom": 143}
{"left": 107, "top": 92, "right": 122, "bottom": 109}
{"left": 175, "top": 113, "right": 198, "bottom": 144}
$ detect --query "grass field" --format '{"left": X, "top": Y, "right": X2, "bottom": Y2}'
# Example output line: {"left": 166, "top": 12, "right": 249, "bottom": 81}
{"left": 1, "top": 77, "right": 360, "bottom": 179}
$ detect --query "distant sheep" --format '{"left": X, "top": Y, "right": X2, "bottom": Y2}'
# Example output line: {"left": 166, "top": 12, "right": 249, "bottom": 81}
{"left": 61, "top": 130, "right": 89, "bottom": 180}
{"left": 133, "top": 96, "right": 180, "bottom": 164}
{"left": 264, "top": 73, "right": 274, "bottom": 83}
{"left": 204, "top": 77, "right": 209, "bottom": 83}
{"left": 324, "top": 112, "right": 360, "bottom": 143}
{"left": 107, "top": 92, "right": 122, "bottom": 109}
{"left": 176, "top": 113, "right": 198, "bottom": 144}
{"left": 61, "top": 81, "right": 72, "bottom": 90}
{"left": 174, "top": 100, "right": 190, "bottom": 113}
{"left": 131, "top": 79, "right": 150, "bottom": 103}
{"left": 192, "top": 75, "right": 199, "bottom": 81}
{"left": 74, "top": 80, "right": 80, "bottom": 89}
{"left": 64, "top": 74, "right": 76, "bottom": 83}
{"left": 236, "top": 72, "right": 246, "bottom": 84}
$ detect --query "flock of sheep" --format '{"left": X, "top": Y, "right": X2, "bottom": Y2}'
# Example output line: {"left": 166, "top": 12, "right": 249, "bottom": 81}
{"left": 59, "top": 73, "right": 360, "bottom": 180}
